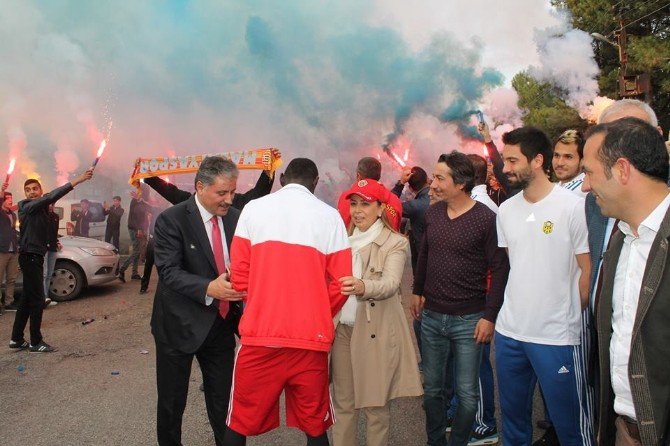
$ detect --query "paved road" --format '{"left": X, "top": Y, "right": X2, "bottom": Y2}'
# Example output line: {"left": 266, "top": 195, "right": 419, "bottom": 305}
{"left": 0, "top": 261, "right": 546, "bottom": 445}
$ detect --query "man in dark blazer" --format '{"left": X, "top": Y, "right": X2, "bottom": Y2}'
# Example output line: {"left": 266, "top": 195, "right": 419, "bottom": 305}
{"left": 151, "top": 156, "right": 246, "bottom": 446}
{"left": 71, "top": 199, "right": 92, "bottom": 237}
{"left": 582, "top": 118, "right": 670, "bottom": 445}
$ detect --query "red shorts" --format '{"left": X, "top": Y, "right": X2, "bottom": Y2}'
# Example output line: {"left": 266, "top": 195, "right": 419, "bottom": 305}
{"left": 226, "top": 345, "right": 333, "bottom": 437}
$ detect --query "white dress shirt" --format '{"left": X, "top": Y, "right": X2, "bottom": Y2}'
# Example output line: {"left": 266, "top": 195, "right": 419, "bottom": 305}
{"left": 610, "top": 191, "right": 670, "bottom": 419}
{"left": 471, "top": 184, "right": 498, "bottom": 213}
{"left": 194, "top": 194, "right": 230, "bottom": 305}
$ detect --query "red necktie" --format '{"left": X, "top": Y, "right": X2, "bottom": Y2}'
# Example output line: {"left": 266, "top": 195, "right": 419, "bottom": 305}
{"left": 210, "top": 216, "right": 229, "bottom": 318}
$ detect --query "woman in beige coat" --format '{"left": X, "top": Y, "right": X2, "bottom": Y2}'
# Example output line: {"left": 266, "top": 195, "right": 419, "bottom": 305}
{"left": 332, "top": 180, "right": 423, "bottom": 446}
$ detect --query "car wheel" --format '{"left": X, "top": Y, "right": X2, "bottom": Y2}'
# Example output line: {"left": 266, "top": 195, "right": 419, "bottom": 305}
{"left": 49, "top": 261, "right": 86, "bottom": 302}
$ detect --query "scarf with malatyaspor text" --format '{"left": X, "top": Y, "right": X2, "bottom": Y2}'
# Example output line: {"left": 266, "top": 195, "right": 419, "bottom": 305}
{"left": 338, "top": 218, "right": 384, "bottom": 325}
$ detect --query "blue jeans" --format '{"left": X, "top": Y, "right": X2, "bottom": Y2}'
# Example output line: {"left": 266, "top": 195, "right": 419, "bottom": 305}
{"left": 43, "top": 251, "right": 58, "bottom": 297}
{"left": 446, "top": 343, "right": 497, "bottom": 434}
{"left": 422, "top": 309, "right": 483, "bottom": 446}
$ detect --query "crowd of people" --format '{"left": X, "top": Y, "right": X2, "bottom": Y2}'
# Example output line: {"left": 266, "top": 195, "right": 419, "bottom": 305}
{"left": 2, "top": 98, "right": 669, "bottom": 446}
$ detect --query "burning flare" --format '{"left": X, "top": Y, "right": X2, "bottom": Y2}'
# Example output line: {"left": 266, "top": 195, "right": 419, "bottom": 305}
{"left": 92, "top": 139, "right": 107, "bottom": 168}
{"left": 6, "top": 158, "right": 16, "bottom": 175}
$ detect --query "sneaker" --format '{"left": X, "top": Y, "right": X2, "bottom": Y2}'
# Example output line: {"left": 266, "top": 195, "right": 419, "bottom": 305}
{"left": 117, "top": 271, "right": 126, "bottom": 283}
{"left": 9, "top": 339, "right": 29, "bottom": 350}
{"left": 468, "top": 428, "right": 499, "bottom": 445}
{"left": 44, "top": 297, "right": 52, "bottom": 308}
{"left": 29, "top": 341, "right": 57, "bottom": 353}
{"left": 532, "top": 427, "right": 559, "bottom": 446}
{"left": 5, "top": 302, "right": 19, "bottom": 311}
{"left": 131, "top": 274, "right": 142, "bottom": 280}
{"left": 445, "top": 417, "right": 454, "bottom": 433}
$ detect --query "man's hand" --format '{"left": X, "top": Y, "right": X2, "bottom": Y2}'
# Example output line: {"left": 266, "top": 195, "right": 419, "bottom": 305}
{"left": 103, "top": 201, "right": 109, "bottom": 211}
{"left": 71, "top": 168, "right": 94, "bottom": 187}
{"left": 207, "top": 274, "right": 246, "bottom": 301}
{"left": 410, "top": 294, "right": 425, "bottom": 320}
{"left": 399, "top": 168, "right": 413, "bottom": 185}
{"left": 1, "top": 181, "right": 8, "bottom": 193}
{"left": 57, "top": 240, "right": 63, "bottom": 251}
{"left": 474, "top": 319, "right": 494, "bottom": 344}
{"left": 477, "top": 123, "right": 492, "bottom": 143}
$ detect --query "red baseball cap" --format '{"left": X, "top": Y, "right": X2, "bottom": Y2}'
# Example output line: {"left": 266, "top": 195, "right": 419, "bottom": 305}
{"left": 344, "top": 179, "right": 391, "bottom": 203}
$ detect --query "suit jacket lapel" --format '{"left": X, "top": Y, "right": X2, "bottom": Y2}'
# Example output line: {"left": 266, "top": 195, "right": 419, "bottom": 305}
{"left": 185, "top": 196, "right": 218, "bottom": 274}
{"left": 633, "top": 206, "right": 670, "bottom": 336}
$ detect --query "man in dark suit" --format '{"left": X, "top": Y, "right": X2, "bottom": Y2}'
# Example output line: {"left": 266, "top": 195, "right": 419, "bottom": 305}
{"left": 103, "top": 196, "right": 124, "bottom": 250}
{"left": 71, "top": 198, "right": 92, "bottom": 237}
{"left": 151, "top": 156, "right": 246, "bottom": 446}
{"left": 582, "top": 118, "right": 670, "bottom": 445}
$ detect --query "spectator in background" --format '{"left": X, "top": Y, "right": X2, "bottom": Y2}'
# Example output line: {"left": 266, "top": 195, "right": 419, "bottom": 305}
{"left": 43, "top": 203, "right": 61, "bottom": 307}
{"left": 103, "top": 195, "right": 124, "bottom": 250}
{"left": 140, "top": 201, "right": 163, "bottom": 295}
{"left": 117, "top": 190, "right": 151, "bottom": 282}
{"left": 391, "top": 166, "right": 430, "bottom": 271}
{"left": 479, "top": 122, "right": 522, "bottom": 199}
{"left": 337, "top": 157, "right": 403, "bottom": 231}
{"left": 0, "top": 188, "right": 19, "bottom": 314}
{"left": 553, "top": 130, "right": 587, "bottom": 197}
{"left": 486, "top": 164, "right": 508, "bottom": 206}
{"left": 468, "top": 154, "right": 499, "bottom": 213}
{"left": 71, "top": 198, "right": 92, "bottom": 238}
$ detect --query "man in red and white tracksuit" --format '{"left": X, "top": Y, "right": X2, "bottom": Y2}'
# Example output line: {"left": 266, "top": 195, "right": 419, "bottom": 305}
{"left": 225, "top": 158, "right": 352, "bottom": 446}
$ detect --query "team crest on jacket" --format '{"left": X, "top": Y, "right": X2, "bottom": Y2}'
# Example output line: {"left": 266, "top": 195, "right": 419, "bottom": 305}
{"left": 358, "top": 180, "right": 368, "bottom": 186}
{"left": 542, "top": 221, "right": 554, "bottom": 234}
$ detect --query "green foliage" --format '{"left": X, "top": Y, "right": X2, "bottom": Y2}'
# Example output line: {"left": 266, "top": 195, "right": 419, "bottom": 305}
{"left": 512, "top": 72, "right": 585, "bottom": 140}
{"left": 551, "top": 0, "right": 669, "bottom": 132}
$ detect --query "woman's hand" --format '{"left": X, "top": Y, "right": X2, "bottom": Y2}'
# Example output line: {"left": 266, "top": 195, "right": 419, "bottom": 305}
{"left": 339, "top": 276, "right": 365, "bottom": 296}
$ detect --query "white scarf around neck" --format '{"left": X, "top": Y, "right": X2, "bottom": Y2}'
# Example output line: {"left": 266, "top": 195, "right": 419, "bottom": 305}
{"left": 339, "top": 218, "right": 384, "bottom": 325}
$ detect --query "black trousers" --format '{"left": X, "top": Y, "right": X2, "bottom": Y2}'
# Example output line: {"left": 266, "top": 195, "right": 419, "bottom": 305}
{"left": 155, "top": 316, "right": 235, "bottom": 446}
{"left": 11, "top": 253, "right": 45, "bottom": 345}
{"left": 105, "top": 226, "right": 120, "bottom": 250}
{"left": 140, "top": 237, "right": 155, "bottom": 291}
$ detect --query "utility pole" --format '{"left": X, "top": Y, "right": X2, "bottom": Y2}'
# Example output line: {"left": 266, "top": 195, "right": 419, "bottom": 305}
{"left": 615, "top": 9, "right": 652, "bottom": 102}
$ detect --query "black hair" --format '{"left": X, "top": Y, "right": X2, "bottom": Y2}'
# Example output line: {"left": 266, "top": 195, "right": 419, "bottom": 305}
{"left": 407, "top": 166, "right": 428, "bottom": 191}
{"left": 282, "top": 158, "right": 319, "bottom": 191}
{"left": 437, "top": 151, "right": 475, "bottom": 194}
{"left": 502, "top": 127, "right": 553, "bottom": 175}
{"left": 586, "top": 117, "right": 669, "bottom": 183}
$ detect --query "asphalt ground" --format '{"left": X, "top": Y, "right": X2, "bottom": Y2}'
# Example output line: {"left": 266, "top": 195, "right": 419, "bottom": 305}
{"left": 0, "top": 259, "right": 546, "bottom": 445}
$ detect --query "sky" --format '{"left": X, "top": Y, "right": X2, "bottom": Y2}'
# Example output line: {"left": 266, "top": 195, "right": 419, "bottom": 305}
{"left": 0, "top": 0, "right": 600, "bottom": 202}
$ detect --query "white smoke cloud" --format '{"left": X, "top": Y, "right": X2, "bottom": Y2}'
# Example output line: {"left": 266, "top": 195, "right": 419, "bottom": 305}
{"left": 0, "top": 1, "right": 584, "bottom": 202}
{"left": 528, "top": 10, "right": 600, "bottom": 117}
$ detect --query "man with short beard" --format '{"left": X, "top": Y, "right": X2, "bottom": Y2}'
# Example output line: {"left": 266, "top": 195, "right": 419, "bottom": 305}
{"left": 494, "top": 127, "right": 593, "bottom": 446}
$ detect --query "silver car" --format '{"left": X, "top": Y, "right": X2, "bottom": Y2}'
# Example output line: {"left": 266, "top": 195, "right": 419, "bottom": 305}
{"left": 7, "top": 236, "right": 120, "bottom": 302}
